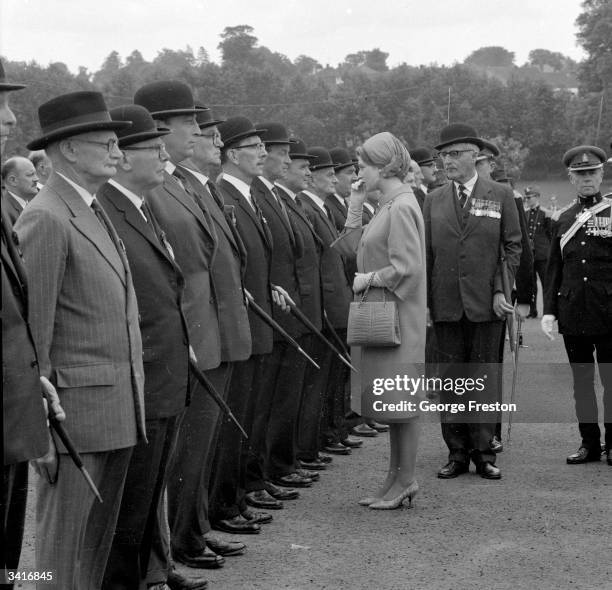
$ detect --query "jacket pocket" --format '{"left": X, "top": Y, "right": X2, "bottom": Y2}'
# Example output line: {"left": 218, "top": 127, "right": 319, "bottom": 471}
{"left": 55, "top": 363, "right": 117, "bottom": 388}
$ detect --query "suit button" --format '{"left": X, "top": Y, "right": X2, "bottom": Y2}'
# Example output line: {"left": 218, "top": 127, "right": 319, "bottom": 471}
{"left": 30, "top": 360, "right": 38, "bottom": 367}
{"left": 209, "top": 297, "right": 215, "bottom": 303}
{"left": 583, "top": 277, "right": 588, "bottom": 282}
{"left": 581, "top": 241, "right": 585, "bottom": 245}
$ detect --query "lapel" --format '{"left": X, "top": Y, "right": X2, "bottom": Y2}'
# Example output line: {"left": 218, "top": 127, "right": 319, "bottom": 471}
{"left": 99, "top": 183, "right": 175, "bottom": 266}
{"left": 253, "top": 177, "right": 295, "bottom": 246}
{"left": 438, "top": 182, "right": 461, "bottom": 237}
{"left": 179, "top": 167, "right": 239, "bottom": 254}
{"left": 1, "top": 208, "right": 27, "bottom": 300}
{"left": 299, "top": 192, "right": 338, "bottom": 241}
{"left": 162, "top": 170, "right": 216, "bottom": 245}
{"left": 278, "top": 186, "right": 325, "bottom": 248}
{"left": 2, "top": 192, "right": 24, "bottom": 225}
{"left": 47, "top": 174, "right": 126, "bottom": 285}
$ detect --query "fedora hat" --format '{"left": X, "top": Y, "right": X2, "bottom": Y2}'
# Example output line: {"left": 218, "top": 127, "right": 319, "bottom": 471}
{"left": 329, "top": 147, "right": 357, "bottom": 171}
{"left": 27, "top": 91, "right": 131, "bottom": 150}
{"left": 435, "top": 123, "right": 484, "bottom": 151}
{"left": 256, "top": 121, "right": 293, "bottom": 145}
{"left": 195, "top": 103, "right": 225, "bottom": 129}
{"left": 109, "top": 104, "right": 170, "bottom": 148}
{"left": 476, "top": 139, "right": 500, "bottom": 161}
{"left": 218, "top": 116, "right": 266, "bottom": 149}
{"left": 134, "top": 81, "right": 205, "bottom": 118}
{"left": 410, "top": 147, "right": 435, "bottom": 166}
{"left": 289, "top": 138, "right": 316, "bottom": 161}
{"left": 562, "top": 145, "right": 607, "bottom": 171}
{"left": 308, "top": 147, "right": 335, "bottom": 170}
{"left": 0, "top": 59, "right": 25, "bottom": 91}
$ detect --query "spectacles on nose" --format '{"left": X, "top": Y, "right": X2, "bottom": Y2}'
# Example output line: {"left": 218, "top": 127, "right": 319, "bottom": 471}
{"left": 200, "top": 131, "right": 222, "bottom": 143}
{"left": 438, "top": 149, "right": 475, "bottom": 159}
{"left": 74, "top": 138, "right": 119, "bottom": 153}
{"left": 233, "top": 142, "right": 266, "bottom": 152}
{"left": 122, "top": 143, "right": 168, "bottom": 160}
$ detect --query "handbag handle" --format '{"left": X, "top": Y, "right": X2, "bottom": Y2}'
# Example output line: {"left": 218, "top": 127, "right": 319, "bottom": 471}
{"left": 359, "top": 272, "right": 386, "bottom": 305}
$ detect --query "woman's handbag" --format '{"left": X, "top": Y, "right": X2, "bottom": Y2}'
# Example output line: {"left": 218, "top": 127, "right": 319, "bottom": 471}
{"left": 346, "top": 273, "right": 401, "bottom": 347}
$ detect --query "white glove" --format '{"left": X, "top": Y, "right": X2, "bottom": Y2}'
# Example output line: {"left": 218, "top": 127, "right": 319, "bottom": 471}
{"left": 541, "top": 314, "right": 556, "bottom": 341}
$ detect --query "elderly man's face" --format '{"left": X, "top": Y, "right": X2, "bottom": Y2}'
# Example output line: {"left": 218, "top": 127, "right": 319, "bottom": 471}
{"left": 335, "top": 165, "right": 357, "bottom": 198}
{"left": 228, "top": 136, "right": 267, "bottom": 179}
{"left": 0, "top": 91, "right": 17, "bottom": 151}
{"left": 263, "top": 144, "right": 291, "bottom": 182}
{"left": 569, "top": 168, "right": 603, "bottom": 197}
{"left": 284, "top": 159, "right": 311, "bottom": 193}
{"left": 420, "top": 161, "right": 437, "bottom": 185}
{"left": 194, "top": 126, "right": 223, "bottom": 168}
{"left": 8, "top": 158, "right": 39, "bottom": 199}
{"left": 122, "top": 138, "right": 169, "bottom": 190}
{"left": 439, "top": 143, "right": 478, "bottom": 184}
{"left": 159, "top": 114, "right": 200, "bottom": 163}
{"left": 67, "top": 130, "right": 122, "bottom": 181}
{"left": 311, "top": 167, "right": 337, "bottom": 197}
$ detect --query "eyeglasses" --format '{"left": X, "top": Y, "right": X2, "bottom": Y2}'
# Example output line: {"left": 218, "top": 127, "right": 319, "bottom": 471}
{"left": 122, "top": 144, "right": 167, "bottom": 160}
{"left": 438, "top": 149, "right": 475, "bottom": 159}
{"left": 200, "top": 131, "right": 222, "bottom": 142}
{"left": 232, "top": 142, "right": 266, "bottom": 152}
{"left": 73, "top": 138, "right": 119, "bottom": 153}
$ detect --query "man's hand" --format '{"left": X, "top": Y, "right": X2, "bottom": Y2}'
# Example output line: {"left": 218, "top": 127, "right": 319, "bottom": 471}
{"left": 493, "top": 292, "right": 515, "bottom": 318}
{"left": 271, "top": 285, "right": 291, "bottom": 313}
{"left": 516, "top": 304, "right": 530, "bottom": 319}
{"left": 40, "top": 376, "right": 65, "bottom": 422}
{"left": 32, "top": 430, "right": 59, "bottom": 484}
{"left": 541, "top": 314, "right": 556, "bottom": 341}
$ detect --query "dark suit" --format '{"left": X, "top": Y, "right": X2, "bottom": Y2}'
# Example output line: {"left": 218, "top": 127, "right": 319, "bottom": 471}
{"left": 424, "top": 176, "right": 522, "bottom": 465}
{"left": 168, "top": 167, "right": 250, "bottom": 557}
{"left": 326, "top": 193, "right": 348, "bottom": 233}
{"left": 209, "top": 175, "right": 273, "bottom": 521}
{"left": 544, "top": 195, "right": 612, "bottom": 452}
{"left": 97, "top": 182, "right": 190, "bottom": 588}
{"left": 1, "top": 191, "right": 25, "bottom": 226}
{"left": 526, "top": 205, "right": 552, "bottom": 315}
{"left": 2, "top": 206, "right": 48, "bottom": 581}
{"left": 15, "top": 172, "right": 145, "bottom": 589}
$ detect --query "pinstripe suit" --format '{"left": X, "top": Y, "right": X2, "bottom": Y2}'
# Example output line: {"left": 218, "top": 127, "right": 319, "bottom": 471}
{"left": 15, "top": 171, "right": 145, "bottom": 590}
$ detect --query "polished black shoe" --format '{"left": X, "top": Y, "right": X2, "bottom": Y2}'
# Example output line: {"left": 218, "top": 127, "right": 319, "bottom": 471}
{"left": 490, "top": 436, "right": 503, "bottom": 453}
{"left": 476, "top": 461, "right": 501, "bottom": 479}
{"left": 566, "top": 446, "right": 601, "bottom": 464}
{"left": 317, "top": 453, "right": 333, "bottom": 463}
{"left": 366, "top": 420, "right": 390, "bottom": 433}
{"left": 245, "top": 489, "right": 284, "bottom": 510}
{"left": 437, "top": 460, "right": 469, "bottom": 479}
{"left": 298, "top": 458, "right": 327, "bottom": 470}
{"left": 174, "top": 546, "right": 225, "bottom": 569}
{"left": 212, "top": 515, "right": 261, "bottom": 534}
{"left": 340, "top": 436, "right": 363, "bottom": 448}
{"left": 351, "top": 424, "right": 378, "bottom": 437}
{"left": 241, "top": 507, "right": 273, "bottom": 524}
{"left": 323, "top": 442, "right": 352, "bottom": 455}
{"left": 271, "top": 473, "right": 313, "bottom": 488}
{"left": 167, "top": 568, "right": 208, "bottom": 590}
{"left": 607, "top": 449, "right": 612, "bottom": 466}
{"left": 204, "top": 534, "right": 246, "bottom": 556}
{"left": 264, "top": 480, "right": 300, "bottom": 500}
{"left": 295, "top": 468, "right": 320, "bottom": 481}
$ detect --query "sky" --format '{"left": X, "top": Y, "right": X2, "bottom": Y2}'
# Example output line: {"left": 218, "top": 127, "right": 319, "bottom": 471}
{"left": 1, "top": 0, "right": 586, "bottom": 73}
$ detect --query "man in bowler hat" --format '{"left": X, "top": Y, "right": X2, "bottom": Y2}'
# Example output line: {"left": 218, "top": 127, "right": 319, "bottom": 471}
{"left": 423, "top": 122, "right": 522, "bottom": 480}
{"left": 15, "top": 91, "right": 146, "bottom": 589}
{"left": 543, "top": 145, "right": 612, "bottom": 467}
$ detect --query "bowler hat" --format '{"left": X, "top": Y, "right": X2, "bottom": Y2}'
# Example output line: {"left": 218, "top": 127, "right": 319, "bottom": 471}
{"left": 0, "top": 59, "right": 25, "bottom": 91}
{"left": 289, "top": 138, "right": 316, "bottom": 161}
{"left": 435, "top": 123, "right": 484, "bottom": 151}
{"left": 195, "top": 103, "right": 225, "bottom": 129}
{"left": 410, "top": 147, "right": 435, "bottom": 166}
{"left": 329, "top": 147, "right": 357, "bottom": 171}
{"left": 256, "top": 122, "right": 292, "bottom": 145}
{"left": 218, "top": 116, "right": 266, "bottom": 149}
{"left": 476, "top": 139, "right": 500, "bottom": 161}
{"left": 134, "top": 81, "right": 205, "bottom": 119}
{"left": 308, "top": 147, "right": 335, "bottom": 170}
{"left": 562, "top": 145, "right": 607, "bottom": 171}
{"left": 27, "top": 91, "right": 131, "bottom": 151}
{"left": 109, "top": 105, "right": 170, "bottom": 148}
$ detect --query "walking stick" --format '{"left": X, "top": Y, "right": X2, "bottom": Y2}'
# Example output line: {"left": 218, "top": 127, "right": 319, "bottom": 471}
{"left": 507, "top": 313, "right": 522, "bottom": 443}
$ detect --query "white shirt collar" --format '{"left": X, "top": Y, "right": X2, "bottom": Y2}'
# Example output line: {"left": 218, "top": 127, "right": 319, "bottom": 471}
{"left": 332, "top": 193, "right": 346, "bottom": 207}
{"left": 454, "top": 173, "right": 478, "bottom": 197}
{"left": 165, "top": 161, "right": 176, "bottom": 175}
{"left": 363, "top": 202, "right": 375, "bottom": 214}
{"left": 222, "top": 172, "right": 253, "bottom": 207}
{"left": 275, "top": 182, "right": 295, "bottom": 200}
{"left": 7, "top": 191, "right": 28, "bottom": 210}
{"left": 302, "top": 190, "right": 327, "bottom": 213}
{"left": 180, "top": 166, "right": 209, "bottom": 187}
{"left": 419, "top": 183, "right": 429, "bottom": 194}
{"left": 107, "top": 179, "right": 147, "bottom": 220}
{"left": 56, "top": 172, "right": 94, "bottom": 206}
{"left": 258, "top": 176, "right": 276, "bottom": 192}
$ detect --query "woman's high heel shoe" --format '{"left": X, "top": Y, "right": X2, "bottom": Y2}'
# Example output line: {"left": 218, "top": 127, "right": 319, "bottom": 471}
{"left": 368, "top": 481, "right": 419, "bottom": 510}
{"left": 358, "top": 496, "right": 380, "bottom": 506}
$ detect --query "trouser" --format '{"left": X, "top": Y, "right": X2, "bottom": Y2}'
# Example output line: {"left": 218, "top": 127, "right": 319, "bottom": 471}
{"left": 563, "top": 334, "right": 612, "bottom": 451}
{"left": 2, "top": 462, "right": 28, "bottom": 586}
{"left": 530, "top": 258, "right": 548, "bottom": 315}
{"left": 36, "top": 447, "right": 133, "bottom": 590}
{"left": 434, "top": 317, "right": 503, "bottom": 465}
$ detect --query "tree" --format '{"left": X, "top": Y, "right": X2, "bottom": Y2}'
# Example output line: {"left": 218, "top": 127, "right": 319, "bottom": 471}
{"left": 576, "top": 0, "right": 612, "bottom": 92}
{"left": 528, "top": 49, "right": 566, "bottom": 71}
{"left": 294, "top": 55, "right": 322, "bottom": 76}
{"left": 218, "top": 25, "right": 258, "bottom": 65}
{"left": 464, "top": 46, "right": 515, "bottom": 67}
{"left": 343, "top": 49, "right": 389, "bottom": 72}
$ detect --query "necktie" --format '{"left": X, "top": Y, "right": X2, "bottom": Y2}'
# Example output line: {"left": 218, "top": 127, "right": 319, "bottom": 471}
{"left": 272, "top": 186, "right": 296, "bottom": 245}
{"left": 171, "top": 167, "right": 187, "bottom": 191}
{"left": 458, "top": 184, "right": 468, "bottom": 209}
{"left": 91, "top": 198, "right": 125, "bottom": 258}
{"left": 141, "top": 200, "right": 175, "bottom": 261}
{"left": 207, "top": 181, "right": 225, "bottom": 211}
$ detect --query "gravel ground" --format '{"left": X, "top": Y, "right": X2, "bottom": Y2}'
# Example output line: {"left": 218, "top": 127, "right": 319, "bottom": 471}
{"left": 17, "top": 319, "right": 611, "bottom": 590}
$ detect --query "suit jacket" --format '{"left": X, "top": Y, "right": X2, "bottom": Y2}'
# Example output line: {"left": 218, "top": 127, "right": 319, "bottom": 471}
{"left": 1, "top": 191, "right": 25, "bottom": 226}
{"left": 251, "top": 176, "right": 305, "bottom": 339}
{"left": 97, "top": 182, "right": 191, "bottom": 418}
{"left": 276, "top": 185, "right": 323, "bottom": 329}
{"left": 147, "top": 170, "right": 221, "bottom": 370}
{"left": 413, "top": 187, "right": 427, "bottom": 212}
{"left": 512, "top": 194, "right": 534, "bottom": 304}
{"left": 2, "top": 206, "right": 48, "bottom": 465}
{"left": 217, "top": 176, "right": 274, "bottom": 355}
{"left": 14, "top": 172, "right": 145, "bottom": 453}
{"left": 178, "top": 166, "right": 252, "bottom": 362}
{"left": 325, "top": 194, "right": 348, "bottom": 234}
{"left": 544, "top": 197, "right": 612, "bottom": 335}
{"left": 297, "top": 192, "right": 352, "bottom": 329}
{"left": 424, "top": 176, "right": 522, "bottom": 323}
{"left": 526, "top": 205, "right": 552, "bottom": 261}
